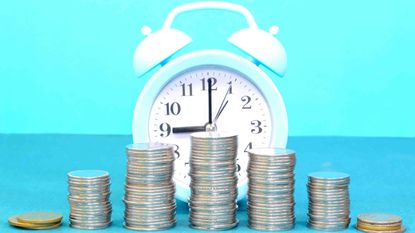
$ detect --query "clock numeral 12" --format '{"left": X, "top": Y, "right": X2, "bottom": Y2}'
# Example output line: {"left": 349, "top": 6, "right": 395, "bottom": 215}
{"left": 201, "top": 78, "right": 217, "bottom": 91}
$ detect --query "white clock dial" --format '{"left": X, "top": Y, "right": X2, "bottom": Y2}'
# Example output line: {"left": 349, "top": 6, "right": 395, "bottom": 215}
{"left": 148, "top": 65, "right": 272, "bottom": 193}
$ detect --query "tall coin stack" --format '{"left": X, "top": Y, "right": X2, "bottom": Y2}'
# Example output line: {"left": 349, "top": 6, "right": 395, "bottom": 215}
{"left": 247, "top": 148, "right": 296, "bottom": 231}
{"left": 189, "top": 132, "right": 238, "bottom": 230}
{"left": 68, "top": 170, "right": 112, "bottom": 229}
{"left": 307, "top": 171, "right": 351, "bottom": 231}
{"left": 124, "top": 143, "right": 176, "bottom": 231}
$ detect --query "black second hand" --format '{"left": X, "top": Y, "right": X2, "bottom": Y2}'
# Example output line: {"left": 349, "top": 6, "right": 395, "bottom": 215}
{"left": 214, "top": 85, "right": 232, "bottom": 122}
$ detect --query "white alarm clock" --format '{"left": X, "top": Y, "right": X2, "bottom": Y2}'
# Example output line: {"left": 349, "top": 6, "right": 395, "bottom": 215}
{"left": 132, "top": 2, "right": 288, "bottom": 202}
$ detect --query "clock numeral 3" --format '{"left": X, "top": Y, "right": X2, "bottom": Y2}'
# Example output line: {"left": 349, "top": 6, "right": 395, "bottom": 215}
{"left": 181, "top": 83, "right": 193, "bottom": 96}
{"left": 251, "top": 120, "right": 263, "bottom": 134}
{"left": 159, "top": 123, "right": 171, "bottom": 137}
{"left": 241, "top": 95, "right": 252, "bottom": 109}
{"left": 165, "top": 102, "right": 181, "bottom": 116}
{"left": 201, "top": 78, "right": 217, "bottom": 91}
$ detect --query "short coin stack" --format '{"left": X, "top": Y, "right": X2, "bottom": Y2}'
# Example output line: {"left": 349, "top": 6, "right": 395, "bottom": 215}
{"left": 124, "top": 143, "right": 176, "bottom": 231}
{"left": 247, "top": 148, "right": 296, "bottom": 231}
{"left": 307, "top": 171, "right": 351, "bottom": 231}
{"left": 357, "top": 213, "right": 405, "bottom": 233}
{"left": 68, "top": 170, "right": 112, "bottom": 229}
{"left": 189, "top": 132, "right": 238, "bottom": 230}
{"left": 8, "top": 212, "right": 63, "bottom": 230}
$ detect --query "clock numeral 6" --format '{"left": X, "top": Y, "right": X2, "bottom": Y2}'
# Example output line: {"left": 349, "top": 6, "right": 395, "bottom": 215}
{"left": 159, "top": 123, "right": 171, "bottom": 137}
{"left": 241, "top": 95, "right": 252, "bottom": 109}
{"left": 251, "top": 120, "right": 263, "bottom": 134}
{"left": 165, "top": 102, "right": 181, "bottom": 116}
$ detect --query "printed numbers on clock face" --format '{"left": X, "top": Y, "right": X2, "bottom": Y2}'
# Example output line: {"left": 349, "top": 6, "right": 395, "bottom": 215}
{"left": 148, "top": 66, "right": 272, "bottom": 187}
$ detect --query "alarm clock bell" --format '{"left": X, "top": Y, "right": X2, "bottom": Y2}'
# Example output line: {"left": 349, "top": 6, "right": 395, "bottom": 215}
{"left": 133, "top": 1, "right": 287, "bottom": 78}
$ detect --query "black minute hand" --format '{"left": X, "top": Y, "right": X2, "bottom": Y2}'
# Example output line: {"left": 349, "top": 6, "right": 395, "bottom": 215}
{"left": 172, "top": 126, "right": 206, "bottom": 134}
{"left": 207, "top": 78, "right": 213, "bottom": 124}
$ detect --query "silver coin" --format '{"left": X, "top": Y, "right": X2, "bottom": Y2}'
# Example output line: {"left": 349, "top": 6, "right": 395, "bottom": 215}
{"left": 124, "top": 143, "right": 176, "bottom": 228}
{"left": 249, "top": 222, "right": 294, "bottom": 231}
{"left": 68, "top": 170, "right": 112, "bottom": 230}
{"left": 124, "top": 222, "right": 175, "bottom": 231}
{"left": 190, "top": 220, "right": 238, "bottom": 231}
{"left": 189, "top": 132, "right": 238, "bottom": 230}
{"left": 308, "top": 171, "right": 350, "bottom": 180}
{"left": 68, "top": 170, "right": 109, "bottom": 179}
{"left": 307, "top": 171, "right": 350, "bottom": 230}
{"left": 247, "top": 148, "right": 296, "bottom": 231}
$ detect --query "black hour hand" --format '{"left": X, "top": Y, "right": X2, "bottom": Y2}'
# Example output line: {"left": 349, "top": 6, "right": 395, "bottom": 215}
{"left": 172, "top": 126, "right": 206, "bottom": 134}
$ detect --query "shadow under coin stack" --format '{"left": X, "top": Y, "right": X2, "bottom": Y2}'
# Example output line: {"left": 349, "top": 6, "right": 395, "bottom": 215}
{"left": 307, "top": 171, "right": 351, "bottom": 231}
{"left": 189, "top": 132, "right": 238, "bottom": 230}
{"left": 68, "top": 170, "right": 112, "bottom": 229}
{"left": 124, "top": 143, "right": 176, "bottom": 231}
{"left": 247, "top": 148, "right": 296, "bottom": 231}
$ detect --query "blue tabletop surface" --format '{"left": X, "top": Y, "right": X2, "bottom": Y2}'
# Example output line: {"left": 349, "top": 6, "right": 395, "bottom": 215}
{"left": 0, "top": 135, "right": 414, "bottom": 232}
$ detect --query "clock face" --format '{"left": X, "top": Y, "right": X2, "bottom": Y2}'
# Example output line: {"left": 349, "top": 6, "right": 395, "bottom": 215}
{"left": 148, "top": 65, "right": 272, "bottom": 190}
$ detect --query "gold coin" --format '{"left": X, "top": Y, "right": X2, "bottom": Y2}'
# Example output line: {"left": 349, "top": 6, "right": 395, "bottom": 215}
{"left": 358, "top": 213, "right": 402, "bottom": 225}
{"left": 16, "top": 212, "right": 63, "bottom": 224}
{"left": 358, "top": 222, "right": 402, "bottom": 231}
{"left": 356, "top": 225, "right": 405, "bottom": 233}
{"left": 9, "top": 215, "right": 62, "bottom": 229}
{"left": 25, "top": 222, "right": 62, "bottom": 230}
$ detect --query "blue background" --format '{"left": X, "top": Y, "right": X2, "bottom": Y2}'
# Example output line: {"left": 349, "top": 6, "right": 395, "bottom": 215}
{"left": 1, "top": 0, "right": 414, "bottom": 137}
{"left": 1, "top": 1, "right": 414, "bottom": 232}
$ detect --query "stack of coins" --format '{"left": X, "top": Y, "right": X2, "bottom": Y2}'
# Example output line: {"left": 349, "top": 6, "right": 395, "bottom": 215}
{"left": 247, "top": 148, "right": 296, "bottom": 231}
{"left": 124, "top": 143, "right": 176, "bottom": 231}
{"left": 8, "top": 212, "right": 62, "bottom": 230}
{"left": 307, "top": 171, "right": 350, "bottom": 231}
{"left": 68, "top": 170, "right": 112, "bottom": 229}
{"left": 357, "top": 213, "right": 405, "bottom": 233}
{"left": 189, "top": 132, "right": 238, "bottom": 230}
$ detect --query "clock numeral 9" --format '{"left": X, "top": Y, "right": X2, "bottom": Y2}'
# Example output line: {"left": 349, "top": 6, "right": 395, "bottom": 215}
{"left": 201, "top": 78, "right": 217, "bottom": 91}
{"left": 241, "top": 95, "right": 252, "bottom": 109}
{"left": 251, "top": 120, "right": 263, "bottom": 134}
{"left": 165, "top": 102, "right": 181, "bottom": 116}
{"left": 159, "top": 123, "right": 171, "bottom": 137}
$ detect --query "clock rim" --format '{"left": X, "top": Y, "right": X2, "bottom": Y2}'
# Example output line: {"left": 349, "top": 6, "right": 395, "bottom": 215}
{"left": 132, "top": 49, "right": 288, "bottom": 202}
